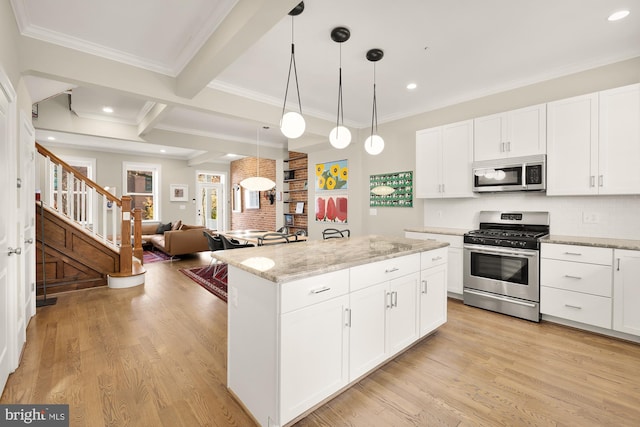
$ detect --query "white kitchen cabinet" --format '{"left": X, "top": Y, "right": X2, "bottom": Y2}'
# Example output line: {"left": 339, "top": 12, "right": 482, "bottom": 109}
{"left": 226, "top": 243, "right": 448, "bottom": 427}
{"left": 613, "top": 249, "right": 640, "bottom": 336}
{"left": 598, "top": 84, "right": 640, "bottom": 195}
{"left": 547, "top": 93, "right": 599, "bottom": 195}
{"left": 540, "top": 243, "right": 613, "bottom": 329}
{"left": 415, "top": 120, "right": 474, "bottom": 198}
{"left": 405, "top": 232, "right": 463, "bottom": 296}
{"left": 473, "top": 104, "right": 546, "bottom": 161}
{"left": 419, "top": 263, "right": 447, "bottom": 336}
{"left": 280, "top": 294, "right": 349, "bottom": 422}
{"left": 547, "top": 84, "right": 640, "bottom": 196}
{"left": 349, "top": 256, "right": 420, "bottom": 381}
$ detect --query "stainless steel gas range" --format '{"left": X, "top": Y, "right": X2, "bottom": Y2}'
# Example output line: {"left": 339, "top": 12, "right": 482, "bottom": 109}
{"left": 463, "top": 211, "right": 550, "bottom": 322}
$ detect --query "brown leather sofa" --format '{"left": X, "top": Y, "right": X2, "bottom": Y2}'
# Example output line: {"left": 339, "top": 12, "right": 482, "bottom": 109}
{"left": 139, "top": 221, "right": 210, "bottom": 256}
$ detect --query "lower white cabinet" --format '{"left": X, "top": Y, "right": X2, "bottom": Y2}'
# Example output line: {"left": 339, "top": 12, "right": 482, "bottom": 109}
{"left": 280, "top": 294, "right": 349, "bottom": 423}
{"left": 541, "top": 243, "right": 613, "bottom": 329}
{"left": 349, "top": 272, "right": 420, "bottom": 380}
{"left": 613, "top": 249, "right": 640, "bottom": 336}
{"left": 419, "top": 263, "right": 447, "bottom": 336}
{"left": 406, "top": 231, "right": 463, "bottom": 295}
{"left": 228, "top": 249, "right": 447, "bottom": 426}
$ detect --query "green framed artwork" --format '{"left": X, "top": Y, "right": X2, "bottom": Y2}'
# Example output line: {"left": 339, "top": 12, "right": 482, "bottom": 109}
{"left": 369, "top": 171, "right": 413, "bottom": 207}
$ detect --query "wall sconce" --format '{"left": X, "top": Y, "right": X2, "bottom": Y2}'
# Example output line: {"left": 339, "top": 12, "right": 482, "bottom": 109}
{"left": 264, "top": 188, "right": 277, "bottom": 204}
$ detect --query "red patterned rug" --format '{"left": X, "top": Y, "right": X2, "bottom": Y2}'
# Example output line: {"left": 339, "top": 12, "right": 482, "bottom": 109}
{"left": 143, "top": 250, "right": 173, "bottom": 263}
{"left": 179, "top": 263, "right": 228, "bottom": 302}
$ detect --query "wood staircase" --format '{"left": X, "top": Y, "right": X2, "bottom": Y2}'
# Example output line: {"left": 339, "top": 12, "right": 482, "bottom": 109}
{"left": 35, "top": 143, "right": 146, "bottom": 294}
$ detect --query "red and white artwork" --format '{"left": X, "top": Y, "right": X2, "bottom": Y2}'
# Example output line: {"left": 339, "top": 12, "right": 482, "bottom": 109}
{"left": 315, "top": 196, "right": 348, "bottom": 223}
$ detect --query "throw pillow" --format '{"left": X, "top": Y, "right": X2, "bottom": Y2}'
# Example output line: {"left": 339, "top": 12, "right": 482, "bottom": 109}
{"left": 171, "top": 220, "right": 182, "bottom": 231}
{"left": 156, "top": 222, "right": 172, "bottom": 234}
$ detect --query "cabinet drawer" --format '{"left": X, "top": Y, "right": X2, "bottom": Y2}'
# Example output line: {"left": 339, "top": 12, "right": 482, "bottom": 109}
{"left": 542, "top": 243, "right": 612, "bottom": 265}
{"left": 281, "top": 269, "right": 350, "bottom": 313}
{"left": 406, "top": 232, "right": 463, "bottom": 248}
{"left": 541, "top": 286, "right": 612, "bottom": 329}
{"left": 350, "top": 253, "right": 420, "bottom": 292}
{"left": 420, "top": 248, "right": 448, "bottom": 270}
{"left": 541, "top": 259, "right": 612, "bottom": 297}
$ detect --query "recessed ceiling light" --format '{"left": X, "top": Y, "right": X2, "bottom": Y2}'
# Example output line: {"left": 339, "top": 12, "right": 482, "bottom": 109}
{"left": 47, "top": 136, "right": 55, "bottom": 140}
{"left": 102, "top": 106, "right": 114, "bottom": 113}
{"left": 608, "top": 10, "right": 630, "bottom": 21}
{"left": 160, "top": 149, "right": 166, "bottom": 153}
{"left": 407, "top": 83, "right": 417, "bottom": 90}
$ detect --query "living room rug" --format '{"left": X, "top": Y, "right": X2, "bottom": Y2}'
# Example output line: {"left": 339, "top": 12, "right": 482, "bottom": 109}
{"left": 179, "top": 263, "right": 228, "bottom": 302}
{"left": 142, "top": 250, "right": 173, "bottom": 264}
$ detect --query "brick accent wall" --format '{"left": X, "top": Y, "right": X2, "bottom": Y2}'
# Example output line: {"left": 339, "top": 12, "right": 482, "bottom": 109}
{"left": 230, "top": 157, "right": 276, "bottom": 231}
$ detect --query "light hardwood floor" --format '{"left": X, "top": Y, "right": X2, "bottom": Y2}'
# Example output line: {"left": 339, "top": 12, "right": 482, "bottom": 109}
{"left": 2, "top": 253, "right": 640, "bottom": 426}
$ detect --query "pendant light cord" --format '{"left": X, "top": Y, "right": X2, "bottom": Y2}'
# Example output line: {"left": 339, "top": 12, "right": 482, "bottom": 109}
{"left": 336, "top": 43, "right": 344, "bottom": 132}
{"left": 370, "top": 63, "right": 378, "bottom": 137}
{"left": 281, "top": 17, "right": 303, "bottom": 119}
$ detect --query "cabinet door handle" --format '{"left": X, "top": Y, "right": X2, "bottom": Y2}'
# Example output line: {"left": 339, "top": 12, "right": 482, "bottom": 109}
{"left": 617, "top": 258, "right": 620, "bottom": 271}
{"left": 421, "top": 280, "right": 428, "bottom": 294}
{"left": 392, "top": 291, "right": 398, "bottom": 308}
{"left": 310, "top": 286, "right": 330, "bottom": 294}
{"left": 564, "top": 304, "right": 582, "bottom": 310}
{"left": 386, "top": 292, "right": 392, "bottom": 309}
{"left": 385, "top": 267, "right": 399, "bottom": 274}
{"left": 563, "top": 252, "right": 582, "bottom": 256}
{"left": 500, "top": 142, "right": 505, "bottom": 152}
{"left": 599, "top": 175, "right": 603, "bottom": 187}
{"left": 345, "top": 308, "right": 351, "bottom": 327}
{"left": 590, "top": 176, "right": 595, "bottom": 187}
{"left": 564, "top": 275, "right": 582, "bottom": 280}
{"left": 506, "top": 141, "right": 511, "bottom": 152}
{"left": 432, "top": 256, "right": 442, "bottom": 262}
{"left": 441, "top": 184, "right": 445, "bottom": 193}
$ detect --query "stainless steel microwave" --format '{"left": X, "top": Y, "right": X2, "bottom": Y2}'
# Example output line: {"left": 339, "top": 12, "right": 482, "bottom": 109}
{"left": 472, "top": 154, "right": 546, "bottom": 192}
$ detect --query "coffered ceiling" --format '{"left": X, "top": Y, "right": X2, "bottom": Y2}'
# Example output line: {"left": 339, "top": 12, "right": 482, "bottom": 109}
{"left": 11, "top": 0, "right": 640, "bottom": 161}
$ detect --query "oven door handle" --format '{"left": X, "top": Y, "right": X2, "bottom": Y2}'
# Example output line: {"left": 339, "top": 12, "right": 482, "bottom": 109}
{"left": 464, "top": 289, "right": 537, "bottom": 308}
{"left": 464, "top": 244, "right": 537, "bottom": 257}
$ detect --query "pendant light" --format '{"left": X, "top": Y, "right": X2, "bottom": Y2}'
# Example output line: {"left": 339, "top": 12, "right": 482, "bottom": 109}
{"left": 240, "top": 126, "right": 276, "bottom": 191}
{"left": 280, "top": 2, "right": 306, "bottom": 139}
{"left": 364, "top": 48, "right": 385, "bottom": 155}
{"left": 329, "top": 26, "right": 351, "bottom": 149}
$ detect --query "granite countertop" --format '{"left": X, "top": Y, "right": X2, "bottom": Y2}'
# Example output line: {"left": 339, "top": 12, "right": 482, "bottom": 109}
{"left": 213, "top": 234, "right": 449, "bottom": 284}
{"left": 404, "top": 226, "right": 469, "bottom": 236}
{"left": 542, "top": 235, "right": 640, "bottom": 251}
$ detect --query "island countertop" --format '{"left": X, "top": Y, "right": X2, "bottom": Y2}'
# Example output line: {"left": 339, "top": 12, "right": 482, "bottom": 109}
{"left": 213, "top": 234, "right": 449, "bottom": 283}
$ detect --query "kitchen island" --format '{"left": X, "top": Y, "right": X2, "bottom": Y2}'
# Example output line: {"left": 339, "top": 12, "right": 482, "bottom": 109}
{"left": 214, "top": 235, "right": 449, "bottom": 427}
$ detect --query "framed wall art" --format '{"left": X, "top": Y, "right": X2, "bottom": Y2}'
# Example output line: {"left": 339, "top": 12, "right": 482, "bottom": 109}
{"left": 369, "top": 171, "right": 413, "bottom": 207}
{"left": 169, "top": 184, "right": 189, "bottom": 202}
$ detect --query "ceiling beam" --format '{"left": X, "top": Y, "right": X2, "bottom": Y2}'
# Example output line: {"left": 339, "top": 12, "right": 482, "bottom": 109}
{"left": 138, "top": 103, "right": 170, "bottom": 137}
{"left": 175, "top": 0, "right": 300, "bottom": 99}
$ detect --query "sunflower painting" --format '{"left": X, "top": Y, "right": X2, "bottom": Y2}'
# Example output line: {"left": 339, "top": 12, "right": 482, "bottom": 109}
{"left": 315, "top": 160, "right": 348, "bottom": 191}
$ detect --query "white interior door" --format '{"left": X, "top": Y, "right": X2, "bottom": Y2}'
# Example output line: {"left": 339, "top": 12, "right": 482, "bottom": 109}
{"left": 0, "top": 68, "right": 18, "bottom": 393}
{"left": 196, "top": 183, "right": 224, "bottom": 231}
{"left": 18, "top": 112, "right": 36, "bottom": 347}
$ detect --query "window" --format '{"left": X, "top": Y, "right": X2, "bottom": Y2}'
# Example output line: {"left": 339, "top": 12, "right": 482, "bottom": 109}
{"left": 123, "top": 162, "right": 160, "bottom": 221}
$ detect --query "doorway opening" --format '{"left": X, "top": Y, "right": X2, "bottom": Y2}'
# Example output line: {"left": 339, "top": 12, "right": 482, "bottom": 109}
{"left": 196, "top": 171, "right": 226, "bottom": 232}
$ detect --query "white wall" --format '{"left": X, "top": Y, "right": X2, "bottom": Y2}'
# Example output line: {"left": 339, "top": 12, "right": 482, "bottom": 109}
{"left": 422, "top": 193, "right": 640, "bottom": 240}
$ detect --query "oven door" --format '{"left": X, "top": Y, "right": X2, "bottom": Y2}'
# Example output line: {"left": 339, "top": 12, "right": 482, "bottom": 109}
{"left": 463, "top": 244, "right": 539, "bottom": 302}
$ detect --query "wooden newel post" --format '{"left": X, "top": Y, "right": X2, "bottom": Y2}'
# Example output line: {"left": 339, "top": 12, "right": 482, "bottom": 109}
{"left": 132, "top": 208, "right": 143, "bottom": 263}
{"left": 120, "top": 196, "right": 132, "bottom": 274}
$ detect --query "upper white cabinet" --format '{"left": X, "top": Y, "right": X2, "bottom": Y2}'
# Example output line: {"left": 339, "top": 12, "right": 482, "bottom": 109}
{"left": 473, "top": 104, "right": 546, "bottom": 161}
{"left": 547, "top": 83, "right": 640, "bottom": 196}
{"left": 598, "top": 84, "right": 640, "bottom": 194}
{"left": 415, "top": 120, "right": 474, "bottom": 198}
{"left": 613, "top": 249, "right": 640, "bottom": 337}
{"left": 547, "top": 93, "right": 599, "bottom": 195}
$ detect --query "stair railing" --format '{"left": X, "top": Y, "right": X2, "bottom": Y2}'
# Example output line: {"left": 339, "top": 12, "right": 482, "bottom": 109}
{"left": 35, "top": 143, "right": 142, "bottom": 274}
